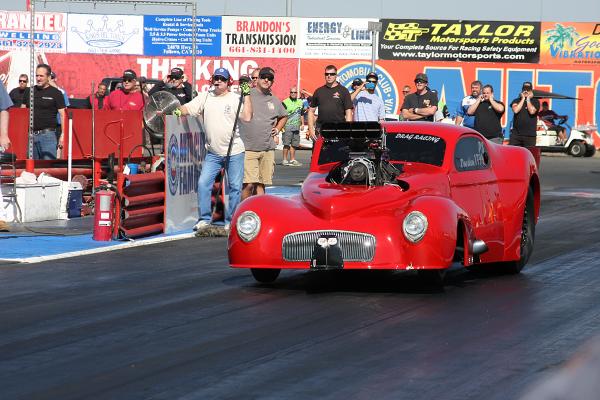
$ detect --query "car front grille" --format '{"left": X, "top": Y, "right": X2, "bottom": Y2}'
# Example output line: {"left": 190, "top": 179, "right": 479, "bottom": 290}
{"left": 282, "top": 230, "right": 376, "bottom": 262}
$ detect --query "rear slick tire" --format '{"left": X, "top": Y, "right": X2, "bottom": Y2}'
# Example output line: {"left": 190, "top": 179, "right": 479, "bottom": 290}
{"left": 505, "top": 189, "right": 536, "bottom": 274}
{"left": 251, "top": 268, "right": 281, "bottom": 283}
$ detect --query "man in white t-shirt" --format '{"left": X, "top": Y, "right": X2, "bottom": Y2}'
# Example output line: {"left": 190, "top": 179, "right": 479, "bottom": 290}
{"left": 176, "top": 68, "right": 253, "bottom": 231}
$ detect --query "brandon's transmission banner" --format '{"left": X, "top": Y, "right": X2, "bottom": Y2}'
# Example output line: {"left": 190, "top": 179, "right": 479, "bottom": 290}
{"left": 378, "top": 19, "right": 541, "bottom": 63}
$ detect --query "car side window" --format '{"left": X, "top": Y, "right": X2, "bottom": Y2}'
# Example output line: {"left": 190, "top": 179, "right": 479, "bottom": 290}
{"left": 454, "top": 136, "right": 490, "bottom": 172}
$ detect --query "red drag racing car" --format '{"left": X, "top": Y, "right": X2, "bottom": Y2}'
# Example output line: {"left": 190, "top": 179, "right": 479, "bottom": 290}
{"left": 229, "top": 121, "right": 540, "bottom": 283}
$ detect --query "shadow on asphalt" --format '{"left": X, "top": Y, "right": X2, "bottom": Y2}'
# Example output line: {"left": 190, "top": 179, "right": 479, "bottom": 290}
{"left": 225, "top": 265, "right": 530, "bottom": 295}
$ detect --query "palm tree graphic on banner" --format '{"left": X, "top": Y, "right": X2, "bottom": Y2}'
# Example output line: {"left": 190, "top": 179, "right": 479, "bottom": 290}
{"left": 544, "top": 23, "right": 580, "bottom": 50}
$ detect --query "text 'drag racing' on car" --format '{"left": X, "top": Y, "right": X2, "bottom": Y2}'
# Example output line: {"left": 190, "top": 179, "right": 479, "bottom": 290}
{"left": 229, "top": 121, "right": 540, "bottom": 284}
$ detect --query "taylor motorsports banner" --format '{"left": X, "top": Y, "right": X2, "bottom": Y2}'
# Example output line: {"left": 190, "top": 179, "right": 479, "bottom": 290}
{"left": 299, "top": 18, "right": 376, "bottom": 59}
{"left": 0, "top": 11, "right": 67, "bottom": 53}
{"left": 541, "top": 22, "right": 600, "bottom": 65}
{"left": 378, "top": 19, "right": 540, "bottom": 63}
{"left": 221, "top": 16, "right": 300, "bottom": 58}
{"left": 67, "top": 14, "right": 144, "bottom": 55}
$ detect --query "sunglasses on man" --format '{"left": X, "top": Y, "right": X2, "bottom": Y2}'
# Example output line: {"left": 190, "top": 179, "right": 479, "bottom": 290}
{"left": 123, "top": 78, "right": 135, "bottom": 83}
{"left": 324, "top": 72, "right": 337, "bottom": 77}
{"left": 213, "top": 76, "right": 228, "bottom": 82}
{"left": 414, "top": 79, "right": 426, "bottom": 84}
{"left": 19, "top": 80, "right": 27, "bottom": 83}
{"left": 260, "top": 74, "right": 274, "bottom": 82}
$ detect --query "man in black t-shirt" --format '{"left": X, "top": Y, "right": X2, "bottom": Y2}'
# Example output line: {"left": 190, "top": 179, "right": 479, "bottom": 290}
{"left": 9, "top": 74, "right": 29, "bottom": 107}
{"left": 148, "top": 67, "right": 193, "bottom": 105}
{"left": 509, "top": 81, "right": 540, "bottom": 147}
{"left": 401, "top": 73, "right": 438, "bottom": 122}
{"left": 467, "top": 84, "right": 505, "bottom": 143}
{"left": 22, "top": 64, "right": 66, "bottom": 160}
{"left": 307, "top": 64, "right": 353, "bottom": 140}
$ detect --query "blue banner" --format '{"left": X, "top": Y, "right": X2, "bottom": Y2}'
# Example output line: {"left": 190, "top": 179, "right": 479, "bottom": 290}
{"left": 143, "top": 15, "right": 221, "bottom": 56}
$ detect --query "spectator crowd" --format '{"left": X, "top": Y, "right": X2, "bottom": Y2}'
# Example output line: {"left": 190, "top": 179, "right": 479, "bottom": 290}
{"left": 1, "top": 62, "right": 561, "bottom": 232}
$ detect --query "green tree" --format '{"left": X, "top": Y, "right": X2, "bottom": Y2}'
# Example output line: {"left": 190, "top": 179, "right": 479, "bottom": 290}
{"left": 544, "top": 23, "right": 580, "bottom": 50}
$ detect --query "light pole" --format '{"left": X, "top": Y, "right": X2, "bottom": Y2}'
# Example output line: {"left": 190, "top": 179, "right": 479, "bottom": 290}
{"left": 367, "top": 21, "right": 382, "bottom": 73}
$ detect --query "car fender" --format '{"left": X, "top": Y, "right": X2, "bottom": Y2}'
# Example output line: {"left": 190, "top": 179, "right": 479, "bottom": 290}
{"left": 405, "top": 196, "right": 477, "bottom": 268}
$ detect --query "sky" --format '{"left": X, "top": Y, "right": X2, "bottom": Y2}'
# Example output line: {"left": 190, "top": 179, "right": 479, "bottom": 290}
{"left": 3, "top": 0, "right": 599, "bottom": 21}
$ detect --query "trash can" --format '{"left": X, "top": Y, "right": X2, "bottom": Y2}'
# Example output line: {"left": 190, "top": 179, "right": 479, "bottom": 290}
{"left": 67, "top": 187, "right": 83, "bottom": 218}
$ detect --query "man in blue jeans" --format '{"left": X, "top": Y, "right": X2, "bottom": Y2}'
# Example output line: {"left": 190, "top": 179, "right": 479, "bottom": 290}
{"left": 22, "top": 64, "right": 66, "bottom": 159}
{"left": 175, "top": 68, "right": 253, "bottom": 232}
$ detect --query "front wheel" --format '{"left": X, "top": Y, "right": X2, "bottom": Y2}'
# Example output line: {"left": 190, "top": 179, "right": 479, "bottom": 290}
{"left": 251, "top": 268, "right": 281, "bottom": 283}
{"left": 568, "top": 141, "right": 585, "bottom": 157}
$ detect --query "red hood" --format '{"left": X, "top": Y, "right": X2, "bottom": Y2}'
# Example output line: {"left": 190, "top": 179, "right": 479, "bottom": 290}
{"left": 301, "top": 168, "right": 449, "bottom": 220}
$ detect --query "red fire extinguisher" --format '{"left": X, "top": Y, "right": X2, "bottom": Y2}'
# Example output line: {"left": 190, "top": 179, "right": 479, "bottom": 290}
{"left": 93, "top": 190, "right": 115, "bottom": 241}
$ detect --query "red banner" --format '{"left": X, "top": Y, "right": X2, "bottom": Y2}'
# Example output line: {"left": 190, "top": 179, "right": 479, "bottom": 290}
{"left": 0, "top": 51, "right": 299, "bottom": 100}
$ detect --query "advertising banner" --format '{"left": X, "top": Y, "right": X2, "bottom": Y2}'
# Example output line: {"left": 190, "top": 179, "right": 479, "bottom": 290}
{"left": 299, "top": 18, "right": 375, "bottom": 59}
{"left": 143, "top": 15, "right": 221, "bottom": 57}
{"left": 0, "top": 11, "right": 67, "bottom": 53}
{"left": 221, "top": 16, "right": 300, "bottom": 58}
{"left": 165, "top": 115, "right": 205, "bottom": 233}
{"left": 299, "top": 59, "right": 600, "bottom": 134}
{"left": 541, "top": 22, "right": 600, "bottom": 65}
{"left": 14, "top": 52, "right": 298, "bottom": 100}
{"left": 67, "top": 14, "right": 144, "bottom": 55}
{"left": 378, "top": 19, "right": 540, "bottom": 63}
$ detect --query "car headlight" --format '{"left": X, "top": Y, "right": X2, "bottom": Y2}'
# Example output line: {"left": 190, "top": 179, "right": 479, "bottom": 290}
{"left": 403, "top": 211, "right": 428, "bottom": 243}
{"left": 236, "top": 211, "right": 261, "bottom": 242}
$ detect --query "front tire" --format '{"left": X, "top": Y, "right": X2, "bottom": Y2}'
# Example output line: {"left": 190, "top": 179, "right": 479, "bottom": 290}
{"left": 568, "top": 141, "right": 585, "bottom": 157}
{"left": 251, "top": 268, "right": 281, "bottom": 283}
{"left": 505, "top": 189, "right": 536, "bottom": 274}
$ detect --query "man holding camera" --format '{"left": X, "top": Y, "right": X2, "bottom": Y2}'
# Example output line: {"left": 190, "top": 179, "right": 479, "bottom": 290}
{"left": 509, "top": 82, "right": 539, "bottom": 147}
{"left": 467, "top": 84, "right": 505, "bottom": 143}
{"left": 149, "top": 67, "right": 193, "bottom": 105}
{"left": 174, "top": 68, "right": 253, "bottom": 231}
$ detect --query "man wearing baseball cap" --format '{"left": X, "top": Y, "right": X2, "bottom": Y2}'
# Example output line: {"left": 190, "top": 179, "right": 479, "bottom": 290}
{"left": 148, "top": 66, "right": 193, "bottom": 105}
{"left": 352, "top": 71, "right": 385, "bottom": 122}
{"left": 104, "top": 69, "right": 144, "bottom": 111}
{"left": 175, "top": 67, "right": 253, "bottom": 232}
{"left": 509, "top": 81, "right": 539, "bottom": 147}
{"left": 401, "top": 73, "right": 438, "bottom": 122}
{"left": 239, "top": 66, "right": 288, "bottom": 200}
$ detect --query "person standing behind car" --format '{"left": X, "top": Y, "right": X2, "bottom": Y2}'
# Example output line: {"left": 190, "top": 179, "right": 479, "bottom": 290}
{"left": 307, "top": 65, "right": 353, "bottom": 140}
{"left": 21, "top": 64, "right": 66, "bottom": 160}
{"left": 353, "top": 72, "right": 385, "bottom": 122}
{"left": 467, "top": 84, "right": 505, "bottom": 144}
{"left": 401, "top": 73, "right": 438, "bottom": 122}
{"left": 455, "top": 80, "right": 482, "bottom": 128}
{"left": 240, "top": 67, "right": 288, "bottom": 200}
{"left": 148, "top": 67, "right": 193, "bottom": 105}
{"left": 509, "top": 81, "right": 539, "bottom": 147}
{"left": 281, "top": 86, "right": 305, "bottom": 166}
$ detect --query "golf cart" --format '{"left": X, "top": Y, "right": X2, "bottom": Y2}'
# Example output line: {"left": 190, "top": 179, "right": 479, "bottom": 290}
{"left": 533, "top": 89, "right": 597, "bottom": 157}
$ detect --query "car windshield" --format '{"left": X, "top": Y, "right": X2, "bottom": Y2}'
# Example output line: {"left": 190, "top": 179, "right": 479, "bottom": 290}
{"left": 386, "top": 133, "right": 446, "bottom": 166}
{"left": 318, "top": 133, "right": 446, "bottom": 166}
